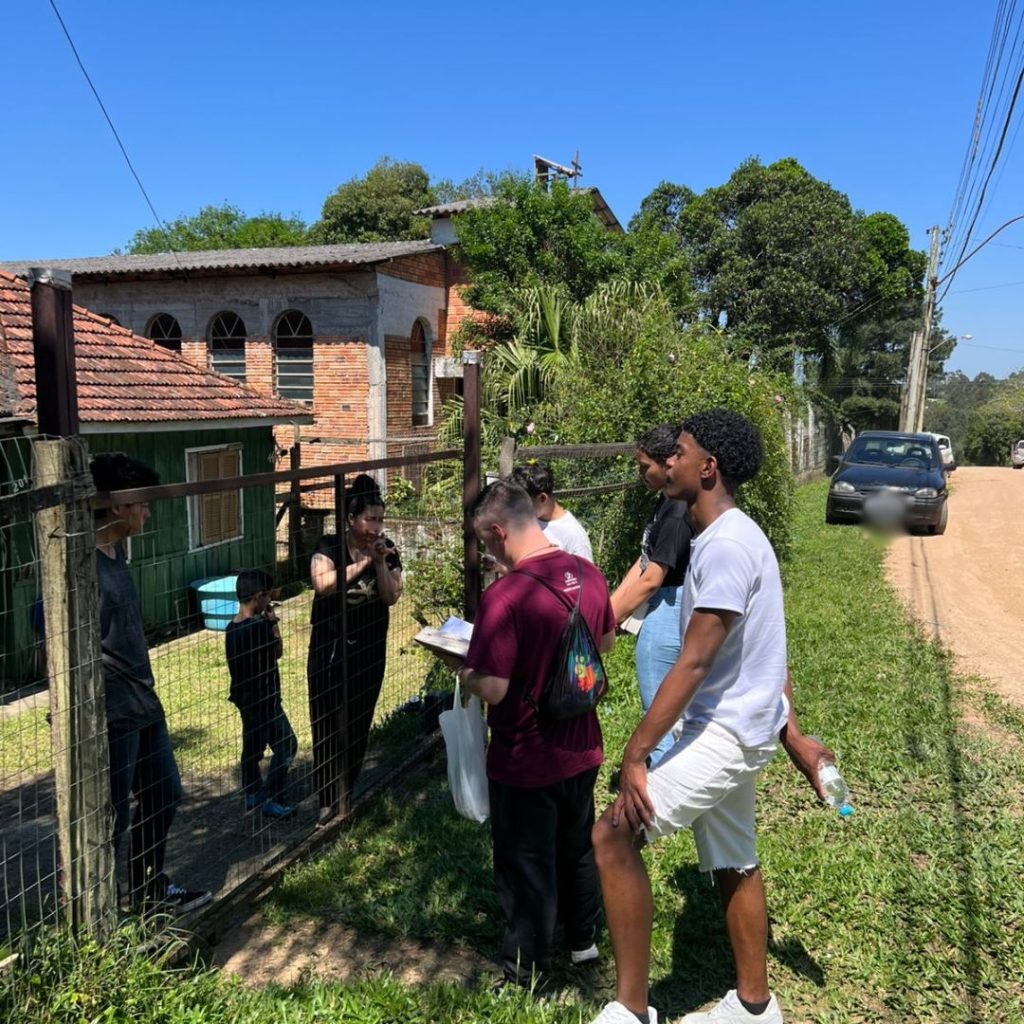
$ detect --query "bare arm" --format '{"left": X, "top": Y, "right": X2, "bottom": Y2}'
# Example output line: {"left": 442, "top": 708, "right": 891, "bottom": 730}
{"left": 371, "top": 540, "right": 403, "bottom": 606}
{"left": 614, "top": 608, "right": 736, "bottom": 832}
{"left": 459, "top": 666, "right": 509, "bottom": 705}
{"left": 610, "top": 557, "right": 667, "bottom": 623}
{"left": 779, "top": 669, "right": 834, "bottom": 801}
{"left": 311, "top": 550, "right": 372, "bottom": 598}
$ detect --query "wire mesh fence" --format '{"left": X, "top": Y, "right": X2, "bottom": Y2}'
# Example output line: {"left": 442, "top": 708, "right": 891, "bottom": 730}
{"left": 0, "top": 438, "right": 464, "bottom": 943}
{"left": 0, "top": 426, "right": 641, "bottom": 947}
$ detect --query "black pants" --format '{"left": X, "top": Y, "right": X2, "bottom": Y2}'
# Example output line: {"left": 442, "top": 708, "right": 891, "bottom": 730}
{"left": 237, "top": 698, "right": 297, "bottom": 802}
{"left": 307, "top": 642, "right": 386, "bottom": 810}
{"left": 107, "top": 717, "right": 183, "bottom": 902}
{"left": 489, "top": 766, "right": 602, "bottom": 985}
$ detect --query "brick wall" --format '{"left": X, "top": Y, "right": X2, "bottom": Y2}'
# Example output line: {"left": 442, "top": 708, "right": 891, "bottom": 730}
{"left": 378, "top": 251, "right": 447, "bottom": 290}
{"left": 180, "top": 339, "right": 208, "bottom": 370}
{"left": 384, "top": 332, "right": 445, "bottom": 464}
{"left": 246, "top": 338, "right": 274, "bottom": 394}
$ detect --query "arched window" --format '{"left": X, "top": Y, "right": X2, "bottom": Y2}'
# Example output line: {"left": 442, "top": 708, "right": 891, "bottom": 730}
{"left": 411, "top": 319, "right": 430, "bottom": 427}
{"left": 146, "top": 313, "right": 182, "bottom": 352}
{"left": 274, "top": 310, "right": 314, "bottom": 404}
{"left": 209, "top": 311, "right": 247, "bottom": 381}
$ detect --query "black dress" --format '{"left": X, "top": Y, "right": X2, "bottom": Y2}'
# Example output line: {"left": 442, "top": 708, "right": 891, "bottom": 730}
{"left": 307, "top": 534, "right": 402, "bottom": 809}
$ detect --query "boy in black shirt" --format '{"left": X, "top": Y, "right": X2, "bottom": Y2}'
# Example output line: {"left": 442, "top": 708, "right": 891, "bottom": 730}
{"left": 226, "top": 570, "right": 297, "bottom": 818}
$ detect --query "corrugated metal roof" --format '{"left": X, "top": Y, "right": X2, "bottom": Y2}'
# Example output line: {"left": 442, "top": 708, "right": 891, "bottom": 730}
{"left": 0, "top": 270, "right": 312, "bottom": 426}
{"left": 0, "top": 240, "right": 443, "bottom": 280}
{"left": 415, "top": 198, "right": 496, "bottom": 217}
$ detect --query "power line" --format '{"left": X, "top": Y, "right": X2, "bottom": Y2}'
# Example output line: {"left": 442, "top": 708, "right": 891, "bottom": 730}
{"left": 47, "top": 0, "right": 179, "bottom": 259}
{"left": 948, "top": 277, "right": 1024, "bottom": 294}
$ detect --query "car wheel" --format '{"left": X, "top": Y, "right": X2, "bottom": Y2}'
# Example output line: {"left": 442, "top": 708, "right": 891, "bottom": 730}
{"left": 929, "top": 501, "right": 949, "bottom": 536}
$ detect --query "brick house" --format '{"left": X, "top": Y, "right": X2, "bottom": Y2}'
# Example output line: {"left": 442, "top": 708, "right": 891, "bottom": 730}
{"left": 0, "top": 269, "right": 311, "bottom": 683}
{"left": 2, "top": 242, "right": 470, "bottom": 483}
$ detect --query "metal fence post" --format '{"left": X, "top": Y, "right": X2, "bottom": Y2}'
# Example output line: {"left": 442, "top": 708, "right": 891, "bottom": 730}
{"left": 334, "top": 471, "right": 351, "bottom": 816}
{"left": 462, "top": 352, "right": 482, "bottom": 622}
{"left": 288, "top": 430, "right": 302, "bottom": 578}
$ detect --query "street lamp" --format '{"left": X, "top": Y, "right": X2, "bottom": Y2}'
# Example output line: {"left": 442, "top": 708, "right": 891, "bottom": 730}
{"left": 927, "top": 332, "right": 972, "bottom": 356}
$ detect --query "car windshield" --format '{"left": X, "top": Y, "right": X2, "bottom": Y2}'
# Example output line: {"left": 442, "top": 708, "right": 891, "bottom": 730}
{"left": 1016, "top": 441, "right": 1024, "bottom": 451}
{"left": 844, "top": 437, "right": 938, "bottom": 469}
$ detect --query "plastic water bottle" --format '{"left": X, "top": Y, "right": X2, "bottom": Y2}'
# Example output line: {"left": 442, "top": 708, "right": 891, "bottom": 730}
{"left": 817, "top": 762, "right": 854, "bottom": 817}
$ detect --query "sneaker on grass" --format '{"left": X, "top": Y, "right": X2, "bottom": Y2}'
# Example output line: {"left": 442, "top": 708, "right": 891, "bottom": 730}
{"left": 570, "top": 942, "right": 599, "bottom": 965}
{"left": 260, "top": 800, "right": 295, "bottom": 819}
{"left": 164, "top": 884, "right": 213, "bottom": 915}
{"left": 589, "top": 1000, "right": 658, "bottom": 1024}
{"left": 679, "top": 990, "right": 783, "bottom": 1023}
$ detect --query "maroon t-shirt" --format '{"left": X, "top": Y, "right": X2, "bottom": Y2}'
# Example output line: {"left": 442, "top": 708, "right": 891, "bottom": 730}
{"left": 464, "top": 550, "right": 615, "bottom": 788}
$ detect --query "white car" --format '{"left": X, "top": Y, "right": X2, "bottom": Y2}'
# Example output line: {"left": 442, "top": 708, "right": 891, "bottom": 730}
{"left": 927, "top": 433, "right": 956, "bottom": 471}
{"left": 1012, "top": 439, "right": 1024, "bottom": 469}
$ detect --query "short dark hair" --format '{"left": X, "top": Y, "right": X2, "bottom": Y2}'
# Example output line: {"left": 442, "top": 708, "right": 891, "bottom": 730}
{"left": 636, "top": 423, "right": 680, "bottom": 465}
{"left": 236, "top": 568, "right": 274, "bottom": 603}
{"left": 681, "top": 409, "right": 763, "bottom": 486}
{"left": 346, "top": 473, "right": 384, "bottom": 518}
{"left": 509, "top": 461, "right": 554, "bottom": 498}
{"left": 90, "top": 452, "right": 159, "bottom": 492}
{"left": 470, "top": 479, "right": 536, "bottom": 527}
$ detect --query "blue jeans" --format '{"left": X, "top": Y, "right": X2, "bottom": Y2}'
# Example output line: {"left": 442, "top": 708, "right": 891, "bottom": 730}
{"left": 107, "top": 716, "right": 183, "bottom": 902}
{"left": 635, "top": 584, "right": 684, "bottom": 767}
{"left": 238, "top": 698, "right": 297, "bottom": 802}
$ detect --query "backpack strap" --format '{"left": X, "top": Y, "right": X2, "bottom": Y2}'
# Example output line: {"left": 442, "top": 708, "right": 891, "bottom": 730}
{"left": 514, "top": 555, "right": 584, "bottom": 614}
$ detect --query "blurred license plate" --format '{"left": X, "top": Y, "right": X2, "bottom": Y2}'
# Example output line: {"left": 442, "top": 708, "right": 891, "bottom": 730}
{"left": 863, "top": 490, "right": 908, "bottom": 527}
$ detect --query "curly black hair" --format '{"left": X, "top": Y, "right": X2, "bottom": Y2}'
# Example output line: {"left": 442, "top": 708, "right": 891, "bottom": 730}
{"left": 636, "top": 423, "right": 680, "bottom": 465}
{"left": 510, "top": 462, "right": 554, "bottom": 497}
{"left": 681, "top": 409, "right": 763, "bottom": 486}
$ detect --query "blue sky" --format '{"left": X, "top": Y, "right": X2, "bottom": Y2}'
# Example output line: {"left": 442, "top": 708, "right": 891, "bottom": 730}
{"left": 2, "top": 0, "right": 1021, "bottom": 378}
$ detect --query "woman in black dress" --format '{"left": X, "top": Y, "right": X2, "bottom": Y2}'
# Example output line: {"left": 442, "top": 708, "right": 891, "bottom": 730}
{"left": 307, "top": 474, "right": 402, "bottom": 824}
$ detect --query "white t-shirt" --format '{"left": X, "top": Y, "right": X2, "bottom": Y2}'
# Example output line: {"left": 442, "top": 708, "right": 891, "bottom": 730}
{"left": 679, "top": 507, "right": 787, "bottom": 746}
{"left": 541, "top": 509, "right": 594, "bottom": 562}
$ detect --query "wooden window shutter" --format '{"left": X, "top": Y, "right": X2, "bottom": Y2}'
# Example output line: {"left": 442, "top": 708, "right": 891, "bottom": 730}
{"left": 192, "top": 447, "right": 242, "bottom": 547}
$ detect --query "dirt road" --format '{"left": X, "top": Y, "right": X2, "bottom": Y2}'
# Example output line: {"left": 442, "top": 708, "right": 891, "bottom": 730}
{"left": 886, "top": 466, "right": 1024, "bottom": 705}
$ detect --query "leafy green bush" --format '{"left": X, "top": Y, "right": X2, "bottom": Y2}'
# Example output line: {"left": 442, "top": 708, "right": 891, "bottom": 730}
{"left": 542, "top": 301, "right": 794, "bottom": 580}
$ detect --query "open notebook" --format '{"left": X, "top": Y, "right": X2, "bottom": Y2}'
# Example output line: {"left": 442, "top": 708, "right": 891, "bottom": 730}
{"left": 414, "top": 616, "right": 474, "bottom": 659}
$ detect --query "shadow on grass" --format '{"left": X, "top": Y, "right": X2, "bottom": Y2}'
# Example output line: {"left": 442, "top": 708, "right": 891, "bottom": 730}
{"left": 650, "top": 865, "right": 824, "bottom": 1018}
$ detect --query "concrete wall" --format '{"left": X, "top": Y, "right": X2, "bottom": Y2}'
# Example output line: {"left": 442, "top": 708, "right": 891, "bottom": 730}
{"left": 786, "top": 401, "right": 835, "bottom": 483}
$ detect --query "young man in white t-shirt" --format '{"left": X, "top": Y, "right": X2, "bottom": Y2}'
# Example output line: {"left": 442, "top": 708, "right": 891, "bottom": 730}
{"left": 510, "top": 461, "right": 594, "bottom": 561}
{"left": 590, "top": 410, "right": 788, "bottom": 1024}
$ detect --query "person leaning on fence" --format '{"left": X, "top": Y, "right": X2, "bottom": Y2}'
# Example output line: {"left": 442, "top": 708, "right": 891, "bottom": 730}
{"left": 226, "top": 569, "right": 297, "bottom": 820}
{"left": 610, "top": 423, "right": 694, "bottom": 768}
{"left": 590, "top": 410, "right": 791, "bottom": 1024}
{"left": 510, "top": 461, "right": 595, "bottom": 562}
{"left": 91, "top": 453, "right": 211, "bottom": 915}
{"left": 307, "top": 473, "right": 402, "bottom": 827}
{"left": 451, "top": 479, "right": 616, "bottom": 988}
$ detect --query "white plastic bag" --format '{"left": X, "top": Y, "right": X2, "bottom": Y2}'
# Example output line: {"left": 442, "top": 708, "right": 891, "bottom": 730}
{"left": 439, "top": 675, "right": 490, "bottom": 822}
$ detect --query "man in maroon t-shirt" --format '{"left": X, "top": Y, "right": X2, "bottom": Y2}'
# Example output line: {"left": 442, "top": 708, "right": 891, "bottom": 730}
{"left": 454, "top": 480, "right": 616, "bottom": 987}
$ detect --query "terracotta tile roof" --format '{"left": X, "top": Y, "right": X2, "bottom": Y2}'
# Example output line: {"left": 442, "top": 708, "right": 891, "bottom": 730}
{"left": 0, "top": 240, "right": 443, "bottom": 281}
{"left": 0, "top": 270, "right": 311, "bottom": 427}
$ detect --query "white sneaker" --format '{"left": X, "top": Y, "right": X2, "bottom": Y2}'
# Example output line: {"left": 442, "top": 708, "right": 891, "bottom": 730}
{"left": 590, "top": 1000, "right": 659, "bottom": 1024}
{"left": 570, "top": 942, "right": 599, "bottom": 964}
{"left": 678, "top": 989, "right": 783, "bottom": 1023}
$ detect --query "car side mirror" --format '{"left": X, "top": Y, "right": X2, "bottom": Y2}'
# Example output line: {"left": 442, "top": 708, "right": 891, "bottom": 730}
{"left": 828, "top": 454, "right": 842, "bottom": 476}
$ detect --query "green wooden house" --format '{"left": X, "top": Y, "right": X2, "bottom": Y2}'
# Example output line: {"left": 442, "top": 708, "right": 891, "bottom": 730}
{"left": 0, "top": 269, "right": 311, "bottom": 687}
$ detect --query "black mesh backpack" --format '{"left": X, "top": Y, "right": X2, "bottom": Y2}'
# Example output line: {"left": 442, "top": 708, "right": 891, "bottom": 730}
{"left": 515, "top": 557, "right": 608, "bottom": 720}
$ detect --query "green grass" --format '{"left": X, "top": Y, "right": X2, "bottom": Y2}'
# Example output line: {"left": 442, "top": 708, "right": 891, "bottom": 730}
{"left": 5, "top": 480, "right": 1024, "bottom": 1022}
{"left": 0, "top": 589, "right": 436, "bottom": 782}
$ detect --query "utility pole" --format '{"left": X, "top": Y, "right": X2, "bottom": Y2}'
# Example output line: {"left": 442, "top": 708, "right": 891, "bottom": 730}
{"left": 911, "top": 225, "right": 941, "bottom": 433}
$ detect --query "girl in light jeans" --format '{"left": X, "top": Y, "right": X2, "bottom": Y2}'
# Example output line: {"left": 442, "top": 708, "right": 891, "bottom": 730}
{"left": 610, "top": 424, "right": 694, "bottom": 766}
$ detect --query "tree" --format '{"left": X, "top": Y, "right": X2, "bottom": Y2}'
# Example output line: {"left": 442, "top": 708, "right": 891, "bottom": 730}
{"left": 127, "top": 204, "right": 308, "bottom": 253}
{"left": 453, "top": 176, "right": 624, "bottom": 317}
{"left": 309, "top": 157, "right": 435, "bottom": 244}
{"left": 963, "top": 378, "right": 1024, "bottom": 464}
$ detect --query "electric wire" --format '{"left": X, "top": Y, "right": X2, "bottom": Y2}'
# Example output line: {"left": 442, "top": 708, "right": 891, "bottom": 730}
{"left": 47, "top": 0, "right": 180, "bottom": 263}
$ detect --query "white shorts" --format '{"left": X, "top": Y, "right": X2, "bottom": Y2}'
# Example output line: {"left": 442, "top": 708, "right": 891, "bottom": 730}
{"left": 643, "top": 720, "right": 777, "bottom": 873}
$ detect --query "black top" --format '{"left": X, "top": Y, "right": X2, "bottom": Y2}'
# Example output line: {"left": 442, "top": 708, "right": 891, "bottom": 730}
{"left": 96, "top": 546, "right": 164, "bottom": 730}
{"left": 639, "top": 496, "right": 694, "bottom": 587}
{"left": 309, "top": 534, "right": 402, "bottom": 659}
{"left": 225, "top": 616, "right": 281, "bottom": 708}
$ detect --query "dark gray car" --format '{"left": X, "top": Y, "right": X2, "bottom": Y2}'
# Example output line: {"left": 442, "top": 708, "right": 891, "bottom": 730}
{"left": 826, "top": 431, "right": 948, "bottom": 534}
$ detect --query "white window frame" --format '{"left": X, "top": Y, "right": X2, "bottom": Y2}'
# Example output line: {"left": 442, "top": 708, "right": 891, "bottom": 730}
{"left": 410, "top": 319, "right": 433, "bottom": 427}
{"left": 185, "top": 443, "right": 245, "bottom": 552}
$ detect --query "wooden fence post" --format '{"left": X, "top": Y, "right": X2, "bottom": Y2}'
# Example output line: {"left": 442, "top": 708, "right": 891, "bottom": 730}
{"left": 288, "top": 428, "right": 302, "bottom": 577}
{"left": 462, "top": 352, "right": 482, "bottom": 622}
{"left": 498, "top": 437, "right": 516, "bottom": 478}
{"left": 33, "top": 437, "right": 115, "bottom": 940}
